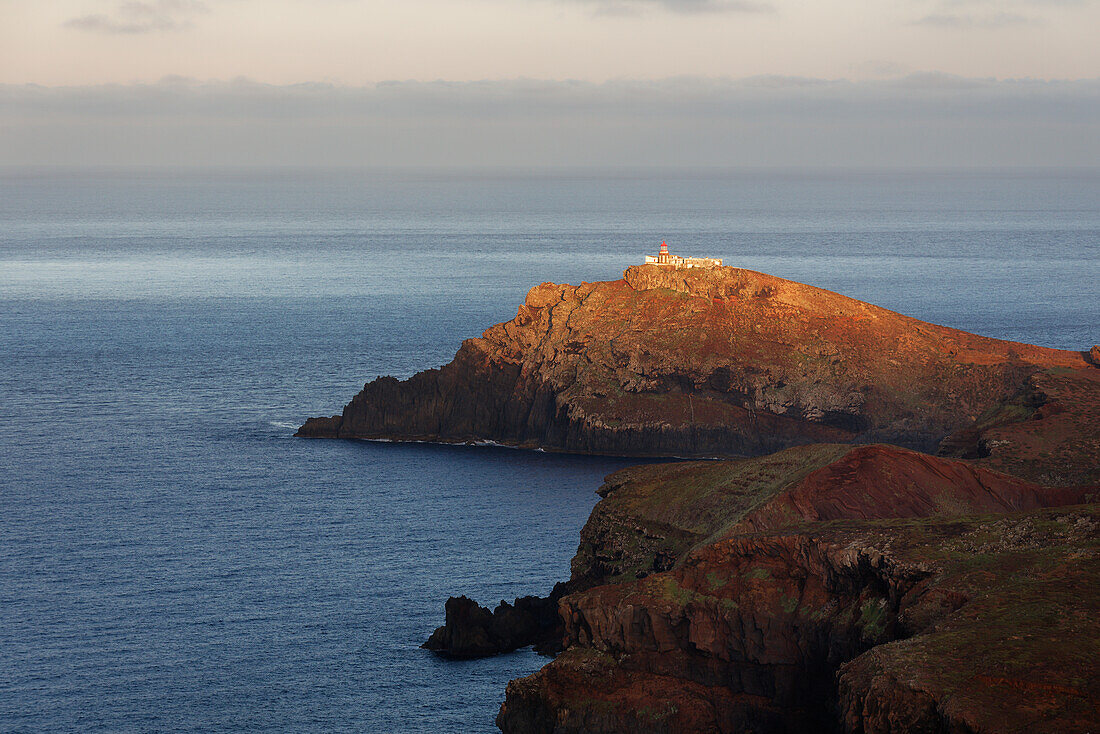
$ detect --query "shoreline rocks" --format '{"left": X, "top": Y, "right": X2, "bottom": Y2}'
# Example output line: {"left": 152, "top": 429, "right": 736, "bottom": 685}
{"left": 422, "top": 594, "right": 563, "bottom": 659}
{"left": 495, "top": 446, "right": 1098, "bottom": 733}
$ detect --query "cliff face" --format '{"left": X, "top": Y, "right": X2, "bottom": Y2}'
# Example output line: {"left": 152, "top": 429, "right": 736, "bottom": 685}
{"left": 501, "top": 509, "right": 1099, "bottom": 734}
{"left": 498, "top": 446, "right": 1098, "bottom": 734}
{"left": 939, "top": 366, "right": 1100, "bottom": 486}
{"left": 302, "top": 264, "right": 1099, "bottom": 730}
{"left": 299, "top": 266, "right": 1089, "bottom": 459}
{"left": 568, "top": 444, "right": 1087, "bottom": 593}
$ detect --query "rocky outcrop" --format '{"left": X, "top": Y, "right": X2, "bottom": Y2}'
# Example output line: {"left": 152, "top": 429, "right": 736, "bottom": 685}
{"left": 938, "top": 367, "right": 1100, "bottom": 486}
{"left": 569, "top": 443, "right": 1087, "bottom": 591}
{"left": 496, "top": 446, "right": 1098, "bottom": 733}
{"left": 422, "top": 594, "right": 563, "bottom": 658}
{"left": 301, "top": 263, "right": 1100, "bottom": 729}
{"left": 298, "top": 265, "right": 1092, "bottom": 458}
{"left": 568, "top": 444, "right": 853, "bottom": 589}
{"left": 501, "top": 508, "right": 1100, "bottom": 733}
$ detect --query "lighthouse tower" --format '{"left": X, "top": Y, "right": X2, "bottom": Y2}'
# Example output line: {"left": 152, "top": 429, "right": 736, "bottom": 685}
{"left": 643, "top": 243, "right": 722, "bottom": 269}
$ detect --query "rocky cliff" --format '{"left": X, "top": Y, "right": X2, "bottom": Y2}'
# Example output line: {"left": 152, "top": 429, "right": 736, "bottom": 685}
{"left": 497, "top": 446, "right": 1098, "bottom": 734}
{"left": 299, "top": 265, "right": 1090, "bottom": 459}
{"left": 302, "top": 264, "right": 1099, "bottom": 731}
{"left": 938, "top": 366, "right": 1100, "bottom": 486}
{"left": 567, "top": 443, "right": 1088, "bottom": 591}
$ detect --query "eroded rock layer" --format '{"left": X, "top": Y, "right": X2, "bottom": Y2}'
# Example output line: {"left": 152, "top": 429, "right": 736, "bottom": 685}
{"left": 498, "top": 446, "right": 1098, "bottom": 734}
{"left": 938, "top": 366, "right": 1100, "bottom": 486}
{"left": 298, "top": 265, "right": 1091, "bottom": 458}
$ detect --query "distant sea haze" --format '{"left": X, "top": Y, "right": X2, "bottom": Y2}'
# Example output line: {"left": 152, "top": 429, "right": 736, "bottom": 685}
{"left": 1, "top": 168, "right": 1097, "bottom": 732}
{"left": 4, "top": 77, "right": 1100, "bottom": 168}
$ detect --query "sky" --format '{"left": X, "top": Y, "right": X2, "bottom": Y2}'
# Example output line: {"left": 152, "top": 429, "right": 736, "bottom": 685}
{"left": 2, "top": 0, "right": 1099, "bottom": 167}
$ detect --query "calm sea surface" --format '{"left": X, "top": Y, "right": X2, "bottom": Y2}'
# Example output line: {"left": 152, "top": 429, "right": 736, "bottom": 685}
{"left": 1, "top": 169, "right": 1097, "bottom": 732}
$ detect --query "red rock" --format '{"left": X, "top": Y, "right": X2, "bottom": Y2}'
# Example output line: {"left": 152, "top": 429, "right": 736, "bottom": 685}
{"left": 940, "top": 367, "right": 1100, "bottom": 486}
{"left": 733, "top": 444, "right": 1088, "bottom": 533}
{"left": 499, "top": 446, "right": 1098, "bottom": 733}
{"left": 298, "top": 265, "right": 1092, "bottom": 461}
{"left": 296, "top": 264, "right": 1100, "bottom": 730}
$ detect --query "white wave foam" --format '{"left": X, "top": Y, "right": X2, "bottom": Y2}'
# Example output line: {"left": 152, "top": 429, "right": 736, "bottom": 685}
{"left": 268, "top": 420, "right": 300, "bottom": 431}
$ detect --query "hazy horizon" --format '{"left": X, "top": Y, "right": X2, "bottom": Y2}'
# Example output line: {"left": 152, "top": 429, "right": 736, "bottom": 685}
{"left": 4, "top": 75, "right": 1099, "bottom": 168}
{"left": 3, "top": 2, "right": 1098, "bottom": 168}
{"left": 8, "top": 1, "right": 1100, "bottom": 168}
{"left": 5, "top": 163, "right": 1100, "bottom": 173}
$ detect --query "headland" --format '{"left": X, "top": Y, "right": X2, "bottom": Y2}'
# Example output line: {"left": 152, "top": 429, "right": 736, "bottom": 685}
{"left": 298, "top": 263, "right": 1095, "bottom": 480}
{"left": 299, "top": 257, "right": 1100, "bottom": 733}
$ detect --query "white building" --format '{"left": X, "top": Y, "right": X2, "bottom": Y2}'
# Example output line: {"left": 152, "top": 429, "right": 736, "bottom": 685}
{"left": 644, "top": 242, "right": 722, "bottom": 269}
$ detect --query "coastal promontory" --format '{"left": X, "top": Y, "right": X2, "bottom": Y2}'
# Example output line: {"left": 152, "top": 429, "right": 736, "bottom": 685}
{"left": 298, "top": 265, "right": 1091, "bottom": 467}
{"left": 496, "top": 444, "right": 1098, "bottom": 733}
{"left": 301, "top": 262, "right": 1099, "bottom": 732}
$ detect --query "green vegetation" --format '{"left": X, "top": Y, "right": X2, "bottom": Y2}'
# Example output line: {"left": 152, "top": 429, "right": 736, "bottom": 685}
{"left": 705, "top": 570, "right": 728, "bottom": 591}
{"left": 966, "top": 393, "right": 1037, "bottom": 435}
{"left": 599, "top": 442, "right": 853, "bottom": 545}
{"left": 575, "top": 443, "right": 859, "bottom": 588}
{"left": 858, "top": 599, "right": 888, "bottom": 640}
{"left": 659, "top": 576, "right": 696, "bottom": 606}
{"left": 636, "top": 702, "right": 679, "bottom": 723}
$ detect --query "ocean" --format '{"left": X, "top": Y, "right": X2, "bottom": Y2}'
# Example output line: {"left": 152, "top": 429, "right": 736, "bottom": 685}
{"left": 1, "top": 168, "right": 1097, "bottom": 732}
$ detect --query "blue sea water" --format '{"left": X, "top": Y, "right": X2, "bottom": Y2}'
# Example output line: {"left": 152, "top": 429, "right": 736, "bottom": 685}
{"left": 1, "top": 168, "right": 1097, "bottom": 733}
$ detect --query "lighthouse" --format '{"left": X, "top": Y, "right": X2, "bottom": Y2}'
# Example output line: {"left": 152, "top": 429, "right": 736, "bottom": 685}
{"left": 643, "top": 242, "right": 723, "bottom": 269}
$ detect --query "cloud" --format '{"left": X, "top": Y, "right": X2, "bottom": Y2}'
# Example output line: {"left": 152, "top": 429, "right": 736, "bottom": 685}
{"left": 936, "top": 0, "right": 1087, "bottom": 5}
{"left": 573, "top": 0, "right": 774, "bottom": 16}
{"left": 63, "top": 0, "right": 209, "bottom": 34}
{"left": 908, "top": 0, "right": 1092, "bottom": 29}
{"left": 912, "top": 12, "right": 1033, "bottom": 28}
{"left": 1, "top": 75, "right": 1098, "bottom": 167}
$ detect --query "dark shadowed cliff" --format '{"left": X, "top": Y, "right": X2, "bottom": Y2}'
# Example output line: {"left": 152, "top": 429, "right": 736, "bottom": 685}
{"left": 497, "top": 445, "right": 1098, "bottom": 734}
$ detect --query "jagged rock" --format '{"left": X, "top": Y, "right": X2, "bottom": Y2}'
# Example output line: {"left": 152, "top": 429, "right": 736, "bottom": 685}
{"left": 497, "top": 446, "right": 1098, "bottom": 733}
{"left": 422, "top": 592, "right": 565, "bottom": 659}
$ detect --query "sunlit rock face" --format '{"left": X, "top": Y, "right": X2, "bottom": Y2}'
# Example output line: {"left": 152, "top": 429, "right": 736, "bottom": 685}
{"left": 300, "top": 263, "right": 1100, "bottom": 732}
{"left": 299, "top": 265, "right": 1090, "bottom": 462}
